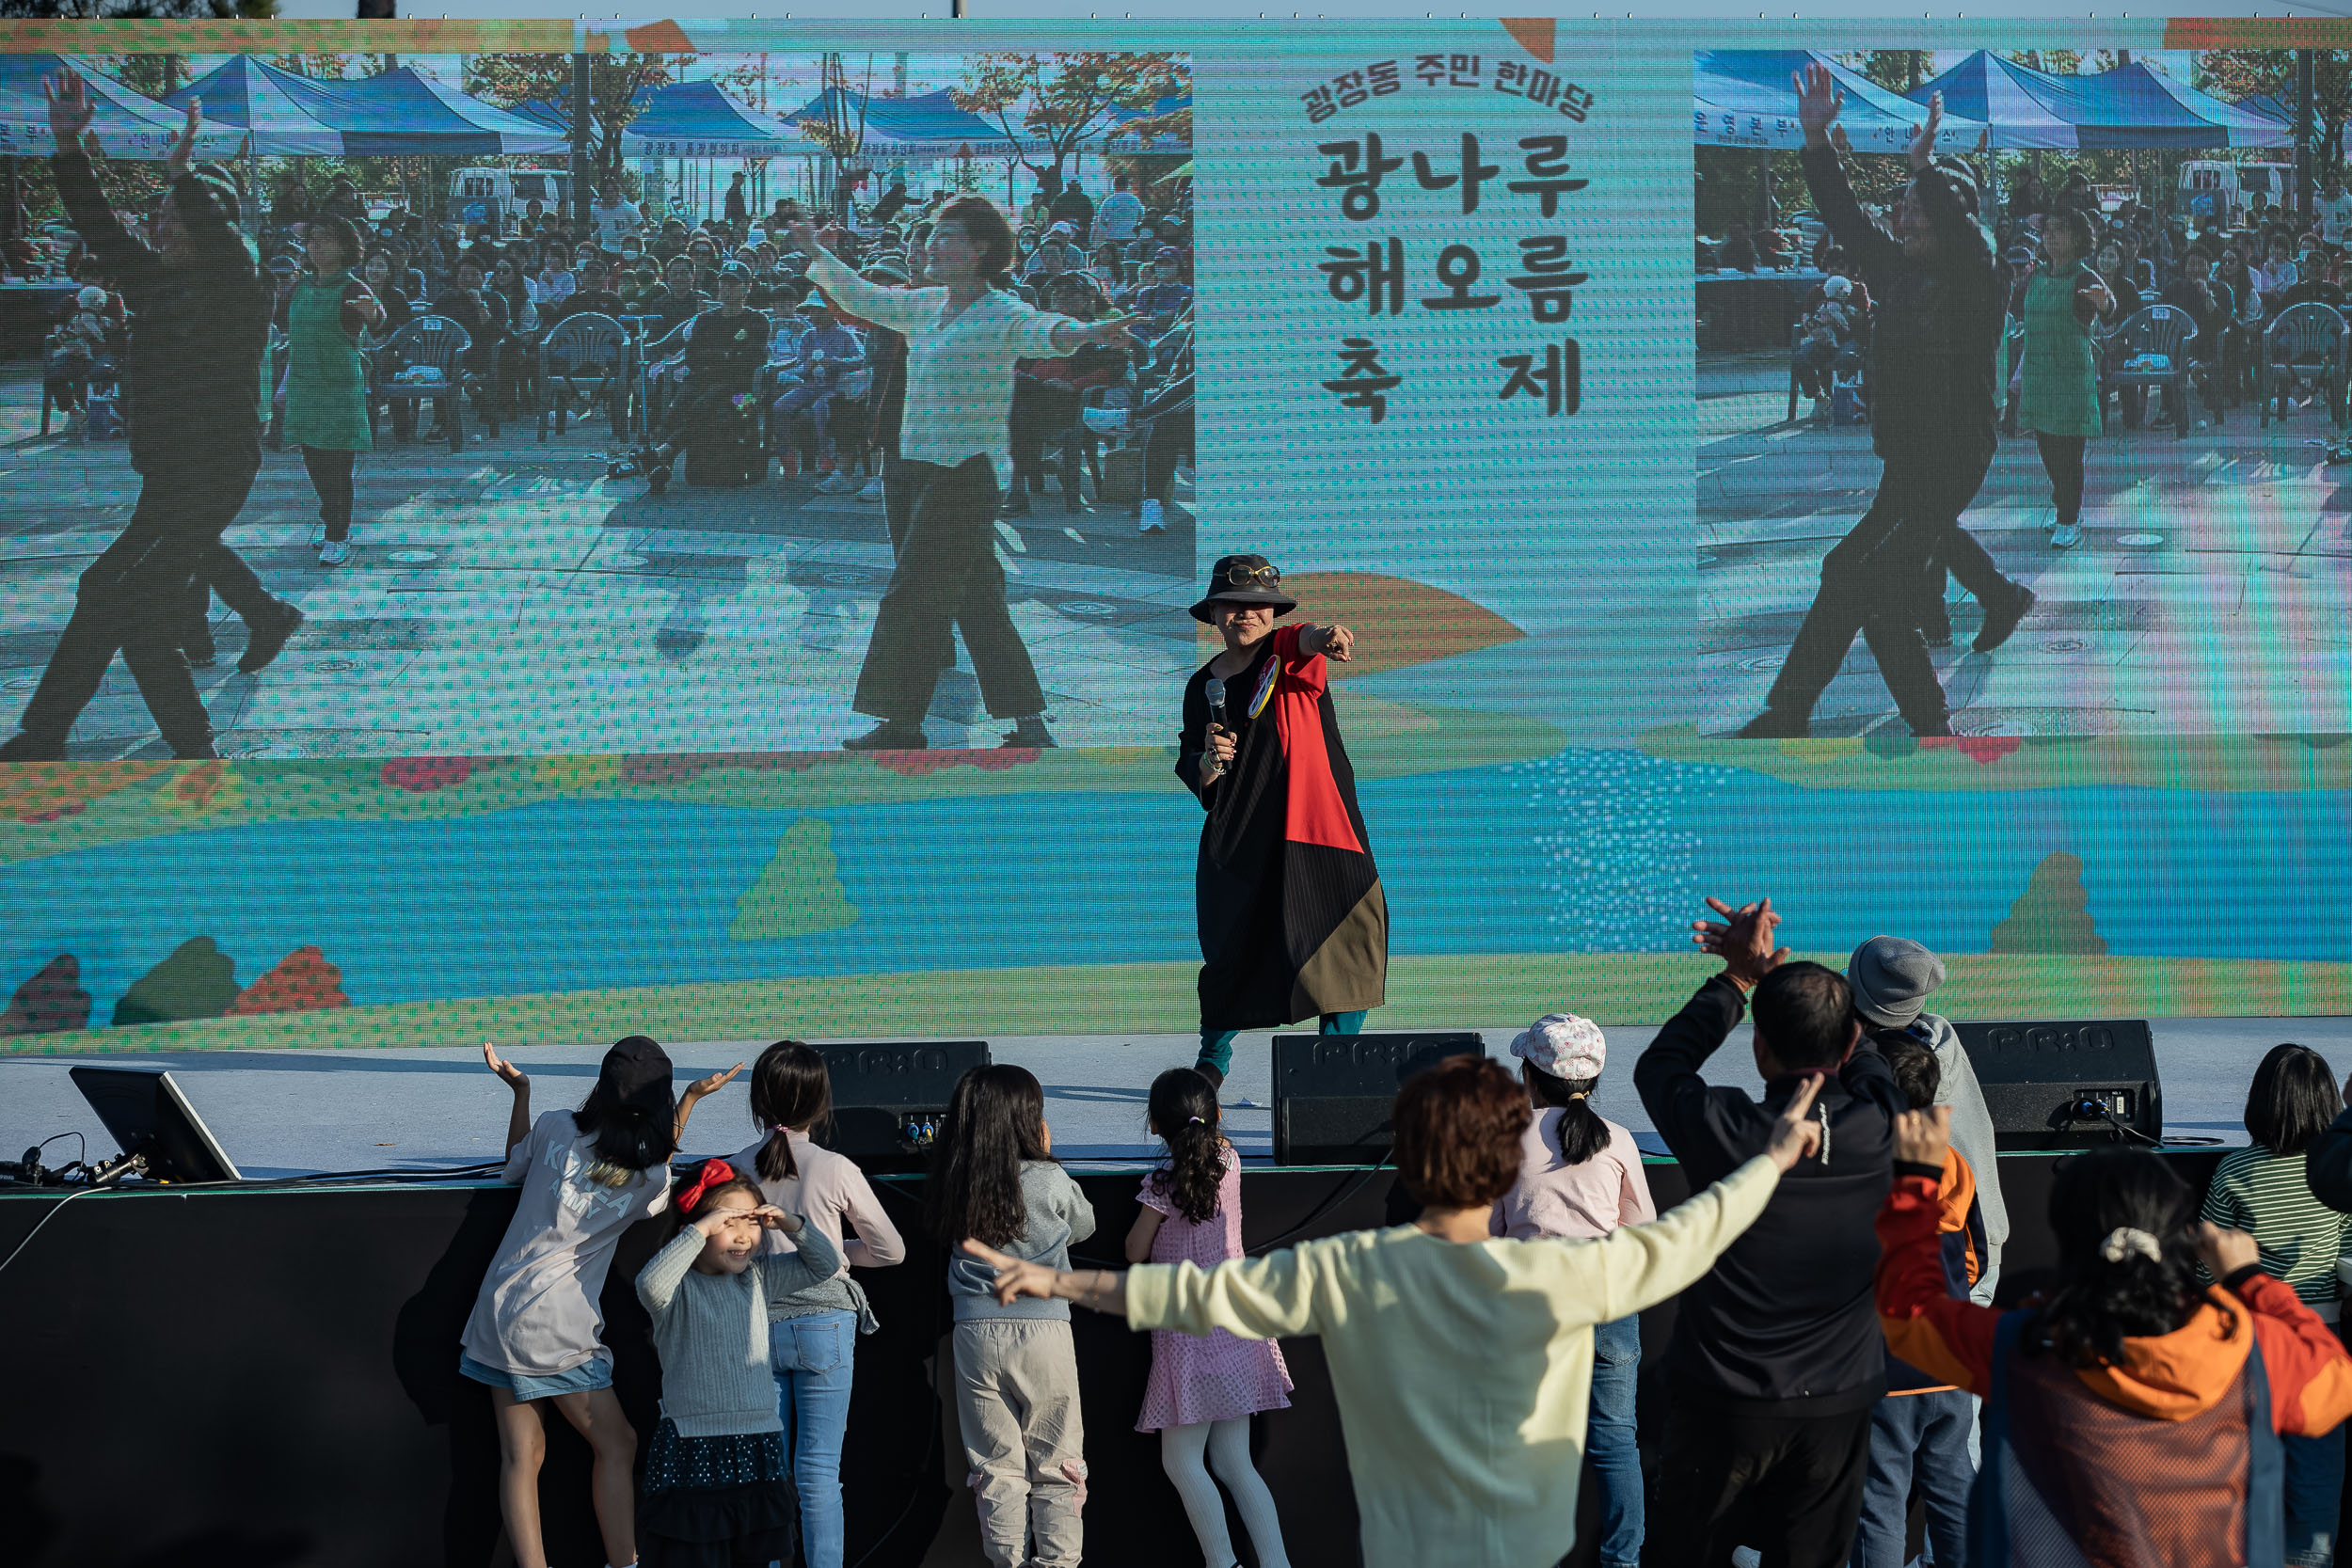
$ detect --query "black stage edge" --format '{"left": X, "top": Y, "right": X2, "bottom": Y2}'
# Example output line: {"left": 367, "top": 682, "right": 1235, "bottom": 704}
{"left": 0, "top": 1151, "right": 2227, "bottom": 1568}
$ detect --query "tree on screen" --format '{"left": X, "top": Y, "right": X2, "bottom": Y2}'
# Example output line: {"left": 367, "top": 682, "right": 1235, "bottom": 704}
{"left": 469, "top": 52, "right": 751, "bottom": 186}
{"left": 955, "top": 52, "right": 1188, "bottom": 199}
{"left": 2196, "top": 50, "right": 2349, "bottom": 178}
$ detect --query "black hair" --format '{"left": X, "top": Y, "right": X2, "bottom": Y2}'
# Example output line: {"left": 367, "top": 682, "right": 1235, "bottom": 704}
{"left": 1146, "top": 1068, "right": 1225, "bottom": 1224}
{"left": 2245, "top": 1043, "right": 2343, "bottom": 1157}
{"left": 2043, "top": 205, "right": 2095, "bottom": 256}
{"left": 934, "top": 194, "right": 1018, "bottom": 291}
{"left": 2028, "top": 1148, "right": 2217, "bottom": 1370}
{"left": 748, "top": 1039, "right": 834, "bottom": 1182}
{"left": 1524, "top": 1064, "right": 1611, "bottom": 1165}
{"left": 1877, "top": 1033, "right": 1941, "bottom": 1113}
{"left": 570, "top": 1035, "right": 676, "bottom": 1176}
{"left": 1751, "top": 962, "right": 1855, "bottom": 1072}
{"left": 308, "top": 215, "right": 362, "bottom": 273}
{"left": 924, "top": 1064, "right": 1050, "bottom": 1248}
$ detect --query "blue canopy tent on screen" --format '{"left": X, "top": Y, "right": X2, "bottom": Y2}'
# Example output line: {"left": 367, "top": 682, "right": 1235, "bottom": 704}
{"left": 1693, "top": 49, "right": 1987, "bottom": 154}
{"left": 0, "top": 54, "right": 244, "bottom": 160}
{"left": 165, "top": 55, "right": 564, "bottom": 156}
{"left": 1909, "top": 50, "right": 2295, "bottom": 150}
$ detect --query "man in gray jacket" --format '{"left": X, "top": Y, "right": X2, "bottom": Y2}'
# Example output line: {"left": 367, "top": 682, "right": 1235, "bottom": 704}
{"left": 1848, "top": 935, "right": 2008, "bottom": 1301}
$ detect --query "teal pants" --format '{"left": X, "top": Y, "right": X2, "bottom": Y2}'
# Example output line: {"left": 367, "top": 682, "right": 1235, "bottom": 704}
{"left": 1197, "top": 1010, "right": 1365, "bottom": 1076}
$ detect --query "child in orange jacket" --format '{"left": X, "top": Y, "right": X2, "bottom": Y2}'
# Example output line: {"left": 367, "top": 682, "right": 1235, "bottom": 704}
{"left": 1851, "top": 1037, "right": 1986, "bottom": 1568}
{"left": 1879, "top": 1110, "right": 2352, "bottom": 1568}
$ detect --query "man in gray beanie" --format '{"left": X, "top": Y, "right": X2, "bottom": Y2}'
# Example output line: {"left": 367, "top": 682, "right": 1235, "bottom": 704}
{"left": 1847, "top": 933, "right": 2006, "bottom": 1299}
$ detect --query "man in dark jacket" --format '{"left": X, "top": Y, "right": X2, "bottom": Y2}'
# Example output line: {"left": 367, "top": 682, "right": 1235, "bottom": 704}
{"left": 1048, "top": 178, "right": 1096, "bottom": 245}
{"left": 1, "top": 72, "right": 294, "bottom": 761}
{"left": 2307, "top": 1095, "right": 2352, "bottom": 1212}
{"left": 1635, "top": 894, "right": 1906, "bottom": 1566}
{"left": 1739, "top": 67, "right": 2034, "bottom": 739}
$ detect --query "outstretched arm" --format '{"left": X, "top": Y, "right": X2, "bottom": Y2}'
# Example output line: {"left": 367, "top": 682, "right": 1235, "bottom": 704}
{"left": 44, "top": 70, "right": 156, "bottom": 282}
{"left": 1792, "top": 62, "right": 1901, "bottom": 280}
{"left": 484, "top": 1042, "right": 532, "bottom": 1156}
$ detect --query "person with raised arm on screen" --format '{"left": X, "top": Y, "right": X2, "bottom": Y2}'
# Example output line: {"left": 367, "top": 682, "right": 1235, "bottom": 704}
{"left": 788, "top": 198, "right": 1132, "bottom": 752}
{"left": 0, "top": 71, "right": 295, "bottom": 760}
{"left": 1734, "top": 66, "right": 2034, "bottom": 740}
{"left": 1175, "top": 555, "right": 1385, "bottom": 1091}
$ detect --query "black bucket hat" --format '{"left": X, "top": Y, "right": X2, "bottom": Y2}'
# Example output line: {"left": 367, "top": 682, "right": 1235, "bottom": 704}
{"left": 1189, "top": 553, "right": 1297, "bottom": 624}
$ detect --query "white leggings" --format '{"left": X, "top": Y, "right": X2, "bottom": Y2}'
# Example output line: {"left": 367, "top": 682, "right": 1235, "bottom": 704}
{"left": 1158, "top": 1418, "right": 1291, "bottom": 1568}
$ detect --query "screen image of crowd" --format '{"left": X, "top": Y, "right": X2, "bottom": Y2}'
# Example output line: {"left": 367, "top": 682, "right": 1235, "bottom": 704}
{"left": 0, "top": 50, "right": 1197, "bottom": 761}
{"left": 1695, "top": 48, "right": 2352, "bottom": 740}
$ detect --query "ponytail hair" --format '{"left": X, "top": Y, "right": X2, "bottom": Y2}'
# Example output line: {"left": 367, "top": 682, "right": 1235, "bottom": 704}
{"left": 748, "top": 1038, "right": 834, "bottom": 1183}
{"left": 2027, "top": 1148, "right": 2217, "bottom": 1370}
{"left": 1145, "top": 1067, "right": 1224, "bottom": 1224}
{"left": 1525, "top": 1065, "right": 1610, "bottom": 1166}
{"left": 924, "top": 1064, "right": 1050, "bottom": 1248}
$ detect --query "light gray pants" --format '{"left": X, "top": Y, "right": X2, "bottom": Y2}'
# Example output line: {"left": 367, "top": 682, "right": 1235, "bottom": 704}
{"left": 952, "top": 1318, "right": 1089, "bottom": 1568}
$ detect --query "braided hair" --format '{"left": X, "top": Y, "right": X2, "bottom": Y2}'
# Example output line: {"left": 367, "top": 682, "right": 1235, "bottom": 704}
{"left": 1145, "top": 1067, "right": 1225, "bottom": 1224}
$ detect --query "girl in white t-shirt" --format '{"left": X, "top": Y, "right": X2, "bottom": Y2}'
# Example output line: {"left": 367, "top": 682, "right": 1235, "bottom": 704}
{"left": 459, "top": 1035, "right": 739, "bottom": 1568}
{"left": 1494, "top": 1014, "right": 1657, "bottom": 1568}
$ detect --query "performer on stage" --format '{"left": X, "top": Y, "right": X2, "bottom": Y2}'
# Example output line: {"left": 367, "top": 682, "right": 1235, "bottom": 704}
{"left": 1736, "top": 68, "right": 2034, "bottom": 740}
{"left": 0, "top": 71, "right": 285, "bottom": 761}
{"left": 1177, "top": 555, "right": 1387, "bottom": 1089}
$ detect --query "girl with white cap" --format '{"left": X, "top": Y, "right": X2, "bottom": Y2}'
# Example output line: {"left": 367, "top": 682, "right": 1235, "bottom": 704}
{"left": 1495, "top": 1013, "right": 1656, "bottom": 1568}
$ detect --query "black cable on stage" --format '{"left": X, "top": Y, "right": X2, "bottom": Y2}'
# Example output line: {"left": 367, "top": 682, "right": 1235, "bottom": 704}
{"left": 1243, "top": 1156, "right": 1392, "bottom": 1257}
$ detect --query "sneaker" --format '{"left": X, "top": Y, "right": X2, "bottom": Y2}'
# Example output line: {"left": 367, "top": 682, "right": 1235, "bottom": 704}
{"left": 646, "top": 460, "right": 672, "bottom": 497}
{"left": 0, "top": 729, "right": 66, "bottom": 762}
{"left": 1973, "top": 584, "right": 2037, "bottom": 652}
{"left": 183, "top": 635, "right": 217, "bottom": 669}
{"left": 1734, "top": 709, "right": 1808, "bottom": 739}
{"left": 1000, "top": 490, "right": 1032, "bottom": 517}
{"left": 1137, "top": 499, "right": 1166, "bottom": 534}
{"left": 855, "top": 476, "right": 886, "bottom": 503}
{"left": 238, "top": 598, "right": 307, "bottom": 674}
{"left": 310, "top": 521, "right": 326, "bottom": 547}
{"left": 606, "top": 448, "right": 646, "bottom": 481}
{"left": 844, "top": 721, "right": 927, "bottom": 751}
{"left": 2050, "top": 522, "right": 2082, "bottom": 549}
{"left": 817, "top": 471, "right": 859, "bottom": 495}
{"left": 1004, "top": 715, "right": 1057, "bottom": 750}
{"left": 318, "top": 539, "right": 351, "bottom": 566}
{"left": 1082, "top": 405, "right": 1129, "bottom": 437}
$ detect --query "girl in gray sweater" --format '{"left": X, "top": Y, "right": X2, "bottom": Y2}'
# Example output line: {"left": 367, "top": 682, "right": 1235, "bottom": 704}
{"left": 634, "top": 1158, "right": 841, "bottom": 1568}
{"left": 925, "top": 1064, "right": 1097, "bottom": 1568}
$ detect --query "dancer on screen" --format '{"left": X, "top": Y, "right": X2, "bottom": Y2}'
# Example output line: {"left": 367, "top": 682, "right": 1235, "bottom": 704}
{"left": 0, "top": 71, "right": 299, "bottom": 761}
{"left": 788, "top": 199, "right": 1133, "bottom": 752}
{"left": 1176, "top": 555, "right": 1387, "bottom": 1090}
{"left": 1735, "top": 67, "right": 2034, "bottom": 740}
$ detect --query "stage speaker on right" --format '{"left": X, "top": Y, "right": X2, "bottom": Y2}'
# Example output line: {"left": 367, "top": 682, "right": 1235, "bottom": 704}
{"left": 1953, "top": 1019, "right": 2163, "bottom": 1150}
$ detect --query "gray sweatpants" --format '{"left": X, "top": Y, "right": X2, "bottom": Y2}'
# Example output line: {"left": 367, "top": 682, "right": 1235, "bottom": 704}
{"left": 951, "top": 1318, "right": 1088, "bottom": 1568}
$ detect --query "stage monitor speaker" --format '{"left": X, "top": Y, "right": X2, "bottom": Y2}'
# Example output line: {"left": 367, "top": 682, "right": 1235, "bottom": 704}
{"left": 1954, "top": 1019, "right": 2163, "bottom": 1151}
{"left": 70, "top": 1066, "right": 242, "bottom": 1183}
{"left": 1272, "top": 1033, "right": 1485, "bottom": 1166}
{"left": 810, "top": 1040, "right": 990, "bottom": 1172}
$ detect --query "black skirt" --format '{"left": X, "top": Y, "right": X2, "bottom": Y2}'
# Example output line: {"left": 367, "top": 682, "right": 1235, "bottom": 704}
{"left": 640, "top": 1419, "right": 799, "bottom": 1568}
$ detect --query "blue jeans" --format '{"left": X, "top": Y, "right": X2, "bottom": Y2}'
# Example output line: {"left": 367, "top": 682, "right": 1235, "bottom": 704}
{"left": 771, "top": 1309, "right": 858, "bottom": 1568}
{"left": 1851, "top": 1388, "right": 1972, "bottom": 1568}
{"left": 1587, "top": 1314, "right": 1644, "bottom": 1568}
{"left": 1198, "top": 1009, "right": 1364, "bottom": 1076}
{"left": 2286, "top": 1424, "right": 2344, "bottom": 1567}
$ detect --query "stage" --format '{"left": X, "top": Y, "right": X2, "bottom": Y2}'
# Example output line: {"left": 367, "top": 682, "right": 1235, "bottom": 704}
{"left": 3, "top": 1019, "right": 2347, "bottom": 1568}
{"left": 5, "top": 1016, "right": 2346, "bottom": 1175}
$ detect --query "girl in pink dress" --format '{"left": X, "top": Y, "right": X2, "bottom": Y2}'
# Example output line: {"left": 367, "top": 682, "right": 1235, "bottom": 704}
{"left": 1125, "top": 1068, "right": 1294, "bottom": 1568}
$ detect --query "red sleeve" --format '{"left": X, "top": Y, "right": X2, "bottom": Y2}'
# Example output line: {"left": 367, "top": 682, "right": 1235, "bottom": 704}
{"left": 1271, "top": 624, "right": 1327, "bottom": 697}
{"left": 2237, "top": 1273, "right": 2352, "bottom": 1435}
{"left": 1876, "top": 1174, "right": 2004, "bottom": 1394}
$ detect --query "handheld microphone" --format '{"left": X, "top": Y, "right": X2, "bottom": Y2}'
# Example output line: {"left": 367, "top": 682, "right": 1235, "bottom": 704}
{"left": 1204, "top": 676, "right": 1226, "bottom": 729}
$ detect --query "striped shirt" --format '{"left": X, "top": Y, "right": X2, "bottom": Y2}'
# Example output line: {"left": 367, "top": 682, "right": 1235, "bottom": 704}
{"left": 2198, "top": 1145, "right": 2352, "bottom": 1318}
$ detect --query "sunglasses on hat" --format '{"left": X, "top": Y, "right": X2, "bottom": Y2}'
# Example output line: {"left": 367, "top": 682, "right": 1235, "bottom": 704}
{"left": 1216, "top": 562, "right": 1281, "bottom": 589}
